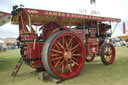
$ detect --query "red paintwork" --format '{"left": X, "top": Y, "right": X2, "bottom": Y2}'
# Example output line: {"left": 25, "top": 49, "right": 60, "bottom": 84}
{"left": 18, "top": 12, "right": 30, "bottom": 34}
{"left": 25, "top": 42, "right": 44, "bottom": 68}
{"left": 11, "top": 7, "right": 120, "bottom": 79}
{"left": 20, "top": 34, "right": 37, "bottom": 41}
{"left": 17, "top": 11, "right": 44, "bottom": 68}
{"left": 87, "top": 38, "right": 99, "bottom": 55}
{"left": 40, "top": 22, "right": 69, "bottom": 39}
{"left": 72, "top": 30, "right": 86, "bottom": 40}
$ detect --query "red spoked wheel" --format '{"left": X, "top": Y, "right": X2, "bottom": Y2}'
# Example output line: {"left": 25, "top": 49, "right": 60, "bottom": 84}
{"left": 42, "top": 31, "right": 86, "bottom": 79}
{"left": 86, "top": 55, "right": 95, "bottom": 62}
{"left": 100, "top": 43, "right": 115, "bottom": 65}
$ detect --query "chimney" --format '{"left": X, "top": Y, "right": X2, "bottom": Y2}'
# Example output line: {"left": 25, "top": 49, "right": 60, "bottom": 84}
{"left": 123, "top": 22, "right": 126, "bottom": 34}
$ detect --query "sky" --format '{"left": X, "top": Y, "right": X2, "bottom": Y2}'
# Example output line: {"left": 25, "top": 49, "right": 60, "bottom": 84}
{"left": 0, "top": 0, "right": 128, "bottom": 38}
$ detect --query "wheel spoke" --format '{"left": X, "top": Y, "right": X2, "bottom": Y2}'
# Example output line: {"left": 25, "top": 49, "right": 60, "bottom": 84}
{"left": 104, "top": 52, "right": 107, "bottom": 55}
{"left": 51, "top": 56, "right": 62, "bottom": 61}
{"left": 55, "top": 43, "right": 61, "bottom": 50}
{"left": 68, "top": 38, "right": 73, "bottom": 47}
{"left": 72, "top": 56, "right": 77, "bottom": 61}
{"left": 58, "top": 60, "right": 64, "bottom": 66}
{"left": 71, "top": 44, "right": 79, "bottom": 51}
{"left": 109, "top": 52, "right": 112, "bottom": 55}
{"left": 54, "top": 59, "right": 61, "bottom": 67}
{"left": 62, "top": 63, "right": 65, "bottom": 73}
{"left": 108, "top": 55, "right": 111, "bottom": 59}
{"left": 57, "top": 41, "right": 64, "bottom": 49}
{"left": 72, "top": 54, "right": 81, "bottom": 56}
{"left": 105, "top": 56, "right": 108, "bottom": 61}
{"left": 109, "top": 49, "right": 112, "bottom": 55}
{"left": 52, "top": 49, "right": 62, "bottom": 54}
{"left": 71, "top": 59, "right": 79, "bottom": 65}
{"left": 72, "top": 49, "right": 77, "bottom": 54}
{"left": 70, "top": 42, "right": 72, "bottom": 50}
{"left": 107, "top": 56, "right": 110, "bottom": 61}
{"left": 65, "top": 38, "right": 69, "bottom": 49}
{"left": 105, "top": 55, "right": 111, "bottom": 61}
{"left": 51, "top": 54, "right": 61, "bottom": 57}
{"left": 104, "top": 49, "right": 107, "bottom": 53}
{"left": 68, "top": 64, "right": 72, "bottom": 72}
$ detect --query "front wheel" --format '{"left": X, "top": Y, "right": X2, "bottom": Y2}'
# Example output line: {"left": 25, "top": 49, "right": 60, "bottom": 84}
{"left": 100, "top": 43, "right": 115, "bottom": 65}
{"left": 42, "top": 31, "right": 86, "bottom": 79}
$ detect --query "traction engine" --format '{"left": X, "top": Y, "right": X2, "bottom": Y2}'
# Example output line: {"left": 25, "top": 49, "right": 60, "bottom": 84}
{"left": 11, "top": 5, "right": 121, "bottom": 79}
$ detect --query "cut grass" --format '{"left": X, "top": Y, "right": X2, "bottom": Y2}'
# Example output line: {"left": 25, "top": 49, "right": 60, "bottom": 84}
{"left": 0, "top": 46, "right": 128, "bottom": 85}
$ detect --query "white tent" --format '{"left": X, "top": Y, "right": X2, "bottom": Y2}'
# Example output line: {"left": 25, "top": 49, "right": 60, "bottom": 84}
{"left": 0, "top": 40, "right": 4, "bottom": 51}
{"left": 0, "top": 40, "right": 4, "bottom": 44}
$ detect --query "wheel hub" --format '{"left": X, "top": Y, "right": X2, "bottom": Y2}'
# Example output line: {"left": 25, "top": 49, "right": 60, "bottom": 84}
{"left": 106, "top": 51, "right": 110, "bottom": 56}
{"left": 64, "top": 51, "right": 72, "bottom": 62}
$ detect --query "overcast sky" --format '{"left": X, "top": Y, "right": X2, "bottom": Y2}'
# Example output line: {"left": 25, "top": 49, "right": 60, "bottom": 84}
{"left": 0, "top": 0, "right": 128, "bottom": 38}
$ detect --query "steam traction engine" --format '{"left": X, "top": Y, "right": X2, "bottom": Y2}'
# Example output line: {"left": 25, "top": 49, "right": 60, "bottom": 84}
{"left": 11, "top": 6, "right": 121, "bottom": 79}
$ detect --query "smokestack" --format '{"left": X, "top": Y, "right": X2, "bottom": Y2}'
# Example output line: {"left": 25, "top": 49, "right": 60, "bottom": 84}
{"left": 123, "top": 22, "right": 126, "bottom": 34}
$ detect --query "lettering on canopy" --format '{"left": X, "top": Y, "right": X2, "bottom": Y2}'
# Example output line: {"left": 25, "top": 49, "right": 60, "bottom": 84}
{"left": 44, "top": 11, "right": 96, "bottom": 19}
{"left": 44, "top": 11, "right": 120, "bottom": 22}
{"left": 28, "top": 10, "right": 39, "bottom": 14}
{"left": 25, "top": 9, "right": 121, "bottom": 22}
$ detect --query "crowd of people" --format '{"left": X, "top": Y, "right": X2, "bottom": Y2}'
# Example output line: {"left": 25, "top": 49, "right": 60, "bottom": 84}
{"left": 105, "top": 38, "right": 128, "bottom": 47}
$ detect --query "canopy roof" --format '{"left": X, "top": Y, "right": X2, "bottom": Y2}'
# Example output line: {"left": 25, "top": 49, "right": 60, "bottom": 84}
{"left": 0, "top": 11, "right": 11, "bottom": 26}
{"left": 11, "top": 8, "right": 121, "bottom": 25}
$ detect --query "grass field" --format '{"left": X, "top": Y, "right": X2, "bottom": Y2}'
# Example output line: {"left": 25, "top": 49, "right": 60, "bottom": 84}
{"left": 0, "top": 46, "right": 128, "bottom": 85}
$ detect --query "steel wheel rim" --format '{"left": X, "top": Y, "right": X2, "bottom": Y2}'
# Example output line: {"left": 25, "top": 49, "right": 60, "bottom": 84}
{"left": 48, "top": 32, "right": 85, "bottom": 79}
{"left": 104, "top": 44, "right": 115, "bottom": 64}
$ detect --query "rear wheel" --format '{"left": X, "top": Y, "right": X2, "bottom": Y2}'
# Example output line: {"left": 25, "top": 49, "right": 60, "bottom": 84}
{"left": 100, "top": 43, "right": 115, "bottom": 65}
{"left": 42, "top": 31, "right": 86, "bottom": 79}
